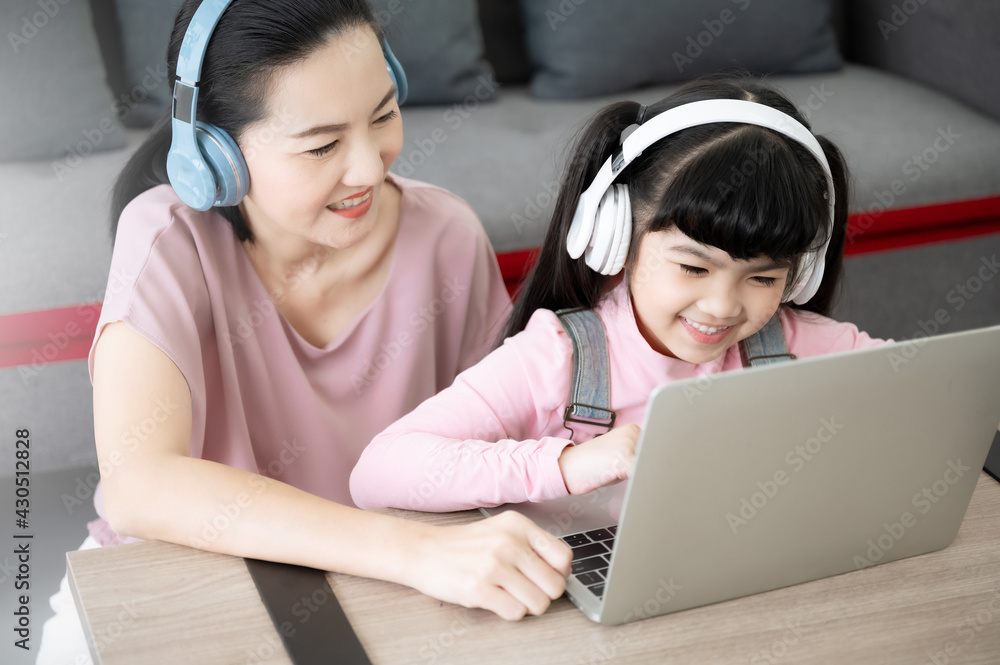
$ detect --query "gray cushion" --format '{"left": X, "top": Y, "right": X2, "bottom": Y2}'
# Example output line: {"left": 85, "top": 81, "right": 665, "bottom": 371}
{"left": 112, "top": 0, "right": 183, "bottom": 127}
{"left": 0, "top": 0, "right": 125, "bottom": 161}
{"left": 110, "top": 0, "right": 497, "bottom": 119}
{"left": 518, "top": 0, "right": 842, "bottom": 99}
{"left": 766, "top": 65, "right": 1000, "bottom": 214}
{"left": 0, "top": 128, "right": 147, "bottom": 316}
{"left": 373, "top": 0, "right": 497, "bottom": 105}
{"left": 847, "top": 0, "right": 1000, "bottom": 122}
{"left": 109, "top": 0, "right": 502, "bottom": 121}
{"left": 393, "top": 64, "right": 1000, "bottom": 253}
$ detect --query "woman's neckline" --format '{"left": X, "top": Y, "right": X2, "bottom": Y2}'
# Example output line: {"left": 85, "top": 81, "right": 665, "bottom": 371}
{"left": 238, "top": 173, "right": 406, "bottom": 354}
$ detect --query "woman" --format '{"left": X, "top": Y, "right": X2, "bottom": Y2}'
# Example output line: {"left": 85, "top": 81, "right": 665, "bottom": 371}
{"left": 38, "top": 1, "right": 570, "bottom": 661}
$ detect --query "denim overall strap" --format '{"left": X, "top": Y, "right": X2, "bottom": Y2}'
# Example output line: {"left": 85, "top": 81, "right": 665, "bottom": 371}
{"left": 738, "top": 313, "right": 796, "bottom": 367}
{"left": 556, "top": 307, "right": 617, "bottom": 439}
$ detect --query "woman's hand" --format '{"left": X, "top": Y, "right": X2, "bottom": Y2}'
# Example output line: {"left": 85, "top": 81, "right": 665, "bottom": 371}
{"left": 408, "top": 511, "right": 572, "bottom": 621}
{"left": 557, "top": 424, "right": 640, "bottom": 496}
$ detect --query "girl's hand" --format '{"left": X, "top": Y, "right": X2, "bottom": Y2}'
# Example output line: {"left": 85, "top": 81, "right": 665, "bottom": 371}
{"left": 408, "top": 511, "right": 572, "bottom": 621}
{"left": 558, "top": 424, "right": 640, "bottom": 496}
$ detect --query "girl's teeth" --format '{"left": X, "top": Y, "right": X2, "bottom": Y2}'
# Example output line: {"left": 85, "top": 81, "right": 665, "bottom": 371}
{"left": 684, "top": 317, "right": 730, "bottom": 335}
{"left": 329, "top": 190, "right": 371, "bottom": 210}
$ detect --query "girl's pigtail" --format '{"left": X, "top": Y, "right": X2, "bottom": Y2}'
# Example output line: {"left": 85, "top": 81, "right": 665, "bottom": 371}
{"left": 498, "top": 101, "right": 644, "bottom": 343}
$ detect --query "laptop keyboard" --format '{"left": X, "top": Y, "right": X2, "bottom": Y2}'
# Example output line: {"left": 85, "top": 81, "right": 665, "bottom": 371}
{"left": 562, "top": 525, "right": 617, "bottom": 600}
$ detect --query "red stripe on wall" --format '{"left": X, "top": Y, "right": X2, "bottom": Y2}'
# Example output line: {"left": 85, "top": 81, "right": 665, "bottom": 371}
{"left": 496, "top": 248, "right": 540, "bottom": 296}
{"left": 2, "top": 196, "right": 999, "bottom": 370}
{"left": 844, "top": 195, "right": 1000, "bottom": 255}
{"left": 0, "top": 304, "right": 101, "bottom": 370}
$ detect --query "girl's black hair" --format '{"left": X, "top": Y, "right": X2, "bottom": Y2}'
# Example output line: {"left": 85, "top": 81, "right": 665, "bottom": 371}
{"left": 109, "top": 0, "right": 381, "bottom": 243}
{"left": 500, "top": 75, "right": 850, "bottom": 343}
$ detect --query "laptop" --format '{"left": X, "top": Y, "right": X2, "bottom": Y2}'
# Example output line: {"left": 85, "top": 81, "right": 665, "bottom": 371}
{"left": 480, "top": 324, "right": 1000, "bottom": 625}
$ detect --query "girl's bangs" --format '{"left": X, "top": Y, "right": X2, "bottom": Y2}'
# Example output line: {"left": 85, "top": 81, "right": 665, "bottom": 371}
{"left": 649, "top": 127, "right": 829, "bottom": 263}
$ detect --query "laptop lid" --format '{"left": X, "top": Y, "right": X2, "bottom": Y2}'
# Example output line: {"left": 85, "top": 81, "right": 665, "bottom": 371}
{"left": 486, "top": 325, "right": 1000, "bottom": 624}
{"left": 595, "top": 323, "right": 1000, "bottom": 624}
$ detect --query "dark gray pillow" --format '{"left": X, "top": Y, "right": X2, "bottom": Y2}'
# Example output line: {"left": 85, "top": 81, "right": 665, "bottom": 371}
{"left": 109, "top": 0, "right": 496, "bottom": 119}
{"left": 519, "top": 0, "right": 843, "bottom": 99}
{"left": 112, "top": 0, "right": 184, "bottom": 128}
{"left": 0, "top": 0, "right": 125, "bottom": 162}
{"left": 372, "top": 0, "right": 497, "bottom": 105}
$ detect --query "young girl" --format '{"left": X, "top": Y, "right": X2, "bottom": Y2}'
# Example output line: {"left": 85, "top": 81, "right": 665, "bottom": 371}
{"left": 38, "top": 1, "right": 571, "bottom": 661}
{"left": 350, "top": 77, "right": 885, "bottom": 512}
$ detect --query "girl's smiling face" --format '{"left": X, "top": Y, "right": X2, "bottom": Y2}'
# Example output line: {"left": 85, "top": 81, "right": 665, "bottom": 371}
{"left": 628, "top": 226, "right": 791, "bottom": 364}
{"left": 237, "top": 25, "right": 403, "bottom": 253}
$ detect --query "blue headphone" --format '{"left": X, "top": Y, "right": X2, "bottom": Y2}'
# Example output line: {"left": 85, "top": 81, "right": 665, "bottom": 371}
{"left": 166, "top": 0, "right": 408, "bottom": 211}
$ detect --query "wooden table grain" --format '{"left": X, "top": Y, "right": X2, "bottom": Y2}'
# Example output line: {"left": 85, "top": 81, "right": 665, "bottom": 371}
{"left": 68, "top": 472, "right": 1000, "bottom": 665}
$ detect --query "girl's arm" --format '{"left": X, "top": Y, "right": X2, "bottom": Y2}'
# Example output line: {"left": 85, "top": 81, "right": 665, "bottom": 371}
{"left": 93, "top": 322, "right": 571, "bottom": 621}
{"left": 351, "top": 311, "right": 629, "bottom": 511}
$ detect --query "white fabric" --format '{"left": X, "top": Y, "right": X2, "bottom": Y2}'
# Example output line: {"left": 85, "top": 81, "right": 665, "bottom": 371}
{"left": 35, "top": 536, "right": 100, "bottom": 665}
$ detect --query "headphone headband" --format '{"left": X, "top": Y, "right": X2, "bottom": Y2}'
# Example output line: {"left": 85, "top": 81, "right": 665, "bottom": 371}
{"left": 176, "top": 0, "right": 233, "bottom": 85}
{"left": 566, "top": 99, "right": 836, "bottom": 304}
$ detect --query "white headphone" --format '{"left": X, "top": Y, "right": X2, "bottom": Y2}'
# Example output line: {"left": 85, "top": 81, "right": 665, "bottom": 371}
{"left": 565, "top": 99, "right": 836, "bottom": 305}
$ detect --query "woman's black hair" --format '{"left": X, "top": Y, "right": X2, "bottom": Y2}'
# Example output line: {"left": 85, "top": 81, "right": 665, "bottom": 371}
{"left": 500, "top": 75, "right": 850, "bottom": 343}
{"left": 109, "top": 0, "right": 381, "bottom": 243}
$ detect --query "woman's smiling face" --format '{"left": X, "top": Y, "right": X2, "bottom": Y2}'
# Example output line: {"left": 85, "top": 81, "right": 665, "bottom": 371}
{"left": 236, "top": 25, "right": 403, "bottom": 252}
{"left": 628, "top": 226, "right": 791, "bottom": 364}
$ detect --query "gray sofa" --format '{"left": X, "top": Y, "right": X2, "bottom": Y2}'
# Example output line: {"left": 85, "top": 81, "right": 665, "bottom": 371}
{"left": 2, "top": 0, "right": 999, "bottom": 476}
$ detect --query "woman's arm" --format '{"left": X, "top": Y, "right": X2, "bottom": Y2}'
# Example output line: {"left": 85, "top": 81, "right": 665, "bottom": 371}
{"left": 93, "top": 322, "right": 571, "bottom": 620}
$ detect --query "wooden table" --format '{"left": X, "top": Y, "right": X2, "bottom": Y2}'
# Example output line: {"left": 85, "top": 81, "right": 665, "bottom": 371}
{"left": 68, "top": 472, "right": 1000, "bottom": 664}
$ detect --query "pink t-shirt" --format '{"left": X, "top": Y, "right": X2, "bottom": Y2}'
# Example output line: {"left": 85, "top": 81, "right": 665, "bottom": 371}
{"left": 350, "top": 282, "right": 886, "bottom": 512}
{"left": 87, "top": 174, "right": 511, "bottom": 545}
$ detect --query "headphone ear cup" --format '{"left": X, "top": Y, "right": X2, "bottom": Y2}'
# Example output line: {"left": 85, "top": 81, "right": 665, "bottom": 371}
{"left": 166, "top": 121, "right": 216, "bottom": 211}
{"left": 606, "top": 185, "right": 632, "bottom": 276}
{"left": 585, "top": 185, "right": 621, "bottom": 273}
{"left": 194, "top": 122, "right": 250, "bottom": 208}
{"left": 786, "top": 250, "right": 824, "bottom": 304}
